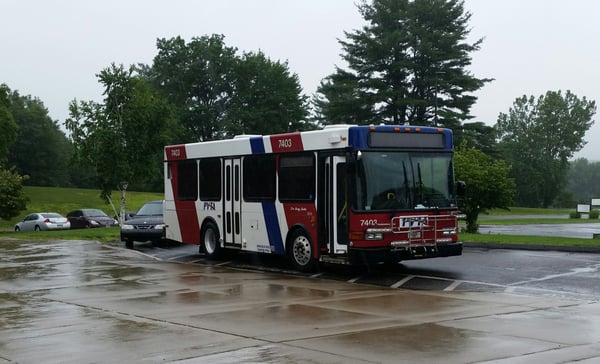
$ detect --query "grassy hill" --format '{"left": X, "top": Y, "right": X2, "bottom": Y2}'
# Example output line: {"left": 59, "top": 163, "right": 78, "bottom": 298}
{"left": 1, "top": 186, "right": 162, "bottom": 232}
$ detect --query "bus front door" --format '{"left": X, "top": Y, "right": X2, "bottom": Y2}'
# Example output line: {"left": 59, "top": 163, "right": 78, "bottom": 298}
{"left": 224, "top": 158, "right": 242, "bottom": 248}
{"left": 325, "top": 156, "right": 348, "bottom": 256}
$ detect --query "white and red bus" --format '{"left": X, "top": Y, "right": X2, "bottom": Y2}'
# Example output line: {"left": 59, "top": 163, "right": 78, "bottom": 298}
{"left": 164, "top": 124, "right": 463, "bottom": 271}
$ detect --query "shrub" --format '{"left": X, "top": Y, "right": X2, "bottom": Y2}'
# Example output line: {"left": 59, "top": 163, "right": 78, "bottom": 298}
{"left": 569, "top": 211, "right": 581, "bottom": 219}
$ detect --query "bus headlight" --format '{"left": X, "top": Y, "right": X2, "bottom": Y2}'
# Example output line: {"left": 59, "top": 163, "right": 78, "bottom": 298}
{"left": 441, "top": 228, "right": 457, "bottom": 236}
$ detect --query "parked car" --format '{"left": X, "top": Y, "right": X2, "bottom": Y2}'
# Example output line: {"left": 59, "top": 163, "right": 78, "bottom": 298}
{"left": 120, "top": 200, "right": 165, "bottom": 249}
{"left": 14, "top": 212, "right": 71, "bottom": 232}
{"left": 66, "top": 209, "right": 118, "bottom": 229}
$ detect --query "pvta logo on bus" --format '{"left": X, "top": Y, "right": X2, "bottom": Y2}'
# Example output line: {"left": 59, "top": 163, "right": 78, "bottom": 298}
{"left": 393, "top": 216, "right": 429, "bottom": 229}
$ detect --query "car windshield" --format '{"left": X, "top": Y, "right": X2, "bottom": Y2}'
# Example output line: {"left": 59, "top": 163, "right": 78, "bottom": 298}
{"left": 352, "top": 151, "right": 457, "bottom": 212}
{"left": 83, "top": 209, "right": 108, "bottom": 217}
{"left": 136, "top": 202, "right": 163, "bottom": 216}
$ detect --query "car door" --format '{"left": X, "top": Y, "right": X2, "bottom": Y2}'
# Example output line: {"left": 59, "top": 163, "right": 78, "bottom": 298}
{"left": 68, "top": 210, "right": 83, "bottom": 228}
{"left": 22, "top": 214, "right": 37, "bottom": 231}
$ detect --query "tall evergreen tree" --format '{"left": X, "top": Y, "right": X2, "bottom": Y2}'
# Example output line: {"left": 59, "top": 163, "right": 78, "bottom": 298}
{"left": 315, "top": 0, "right": 490, "bottom": 128}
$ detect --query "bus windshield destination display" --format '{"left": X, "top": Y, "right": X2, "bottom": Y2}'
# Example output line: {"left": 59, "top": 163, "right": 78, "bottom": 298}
{"left": 368, "top": 131, "right": 445, "bottom": 149}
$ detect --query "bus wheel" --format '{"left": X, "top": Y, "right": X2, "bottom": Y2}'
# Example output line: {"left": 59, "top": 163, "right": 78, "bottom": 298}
{"left": 288, "top": 229, "right": 318, "bottom": 272}
{"left": 201, "top": 222, "right": 221, "bottom": 259}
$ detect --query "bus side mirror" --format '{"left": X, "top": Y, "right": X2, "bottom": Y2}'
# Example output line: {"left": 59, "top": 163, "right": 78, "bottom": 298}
{"left": 456, "top": 181, "right": 466, "bottom": 197}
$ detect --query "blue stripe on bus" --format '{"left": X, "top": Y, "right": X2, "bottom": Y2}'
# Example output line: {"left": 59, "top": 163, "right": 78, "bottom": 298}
{"left": 262, "top": 202, "right": 285, "bottom": 255}
{"left": 249, "top": 136, "right": 285, "bottom": 255}
{"left": 250, "top": 137, "right": 265, "bottom": 153}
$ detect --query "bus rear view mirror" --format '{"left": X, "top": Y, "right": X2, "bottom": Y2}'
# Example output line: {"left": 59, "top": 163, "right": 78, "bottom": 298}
{"left": 456, "top": 180, "right": 466, "bottom": 197}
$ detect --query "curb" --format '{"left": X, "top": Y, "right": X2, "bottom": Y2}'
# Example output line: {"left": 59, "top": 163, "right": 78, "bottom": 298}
{"left": 464, "top": 242, "right": 600, "bottom": 254}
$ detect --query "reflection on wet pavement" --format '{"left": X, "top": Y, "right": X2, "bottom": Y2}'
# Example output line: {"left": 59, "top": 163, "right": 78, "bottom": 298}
{"left": 1, "top": 238, "right": 599, "bottom": 363}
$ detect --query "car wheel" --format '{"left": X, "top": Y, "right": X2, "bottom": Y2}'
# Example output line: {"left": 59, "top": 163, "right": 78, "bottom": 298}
{"left": 14, "top": 226, "right": 20, "bottom": 232}
{"left": 201, "top": 222, "right": 221, "bottom": 259}
{"left": 125, "top": 239, "right": 134, "bottom": 249}
{"left": 34, "top": 225, "right": 41, "bottom": 232}
{"left": 288, "top": 229, "right": 318, "bottom": 272}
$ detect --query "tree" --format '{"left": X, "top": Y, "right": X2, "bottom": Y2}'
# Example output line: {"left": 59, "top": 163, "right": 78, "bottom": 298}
{"left": 455, "top": 121, "right": 498, "bottom": 157}
{"left": 315, "top": 0, "right": 490, "bottom": 128}
{"left": 454, "top": 144, "right": 515, "bottom": 233}
{"left": 146, "top": 35, "right": 238, "bottom": 142}
{"left": 226, "top": 51, "right": 311, "bottom": 136}
{"left": 146, "top": 35, "right": 312, "bottom": 140}
{"left": 312, "top": 68, "right": 372, "bottom": 125}
{"left": 7, "top": 90, "right": 71, "bottom": 186}
{"left": 0, "top": 85, "right": 27, "bottom": 221}
{"left": 0, "top": 167, "right": 28, "bottom": 220}
{"left": 0, "top": 84, "right": 18, "bottom": 165}
{"left": 495, "top": 90, "right": 596, "bottom": 207}
{"left": 65, "top": 63, "right": 179, "bottom": 219}
{"left": 566, "top": 158, "right": 600, "bottom": 203}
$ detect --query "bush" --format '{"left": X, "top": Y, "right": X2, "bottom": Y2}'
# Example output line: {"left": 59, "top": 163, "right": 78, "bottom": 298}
{"left": 569, "top": 211, "right": 581, "bottom": 219}
{"left": 0, "top": 167, "right": 29, "bottom": 220}
{"left": 590, "top": 209, "right": 600, "bottom": 219}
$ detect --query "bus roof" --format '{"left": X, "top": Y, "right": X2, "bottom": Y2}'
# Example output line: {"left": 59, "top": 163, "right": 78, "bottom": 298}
{"left": 164, "top": 124, "right": 452, "bottom": 161}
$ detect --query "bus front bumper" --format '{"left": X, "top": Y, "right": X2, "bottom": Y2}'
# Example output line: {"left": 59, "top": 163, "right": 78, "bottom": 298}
{"left": 347, "top": 242, "right": 463, "bottom": 264}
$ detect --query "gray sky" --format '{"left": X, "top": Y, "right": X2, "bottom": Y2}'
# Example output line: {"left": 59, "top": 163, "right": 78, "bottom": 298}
{"left": 2, "top": 0, "right": 599, "bottom": 159}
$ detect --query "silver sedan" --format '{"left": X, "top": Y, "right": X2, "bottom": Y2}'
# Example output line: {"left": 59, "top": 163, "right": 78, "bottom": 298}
{"left": 14, "top": 212, "right": 71, "bottom": 232}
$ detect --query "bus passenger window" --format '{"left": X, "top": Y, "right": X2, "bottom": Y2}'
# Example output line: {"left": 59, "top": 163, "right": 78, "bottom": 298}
{"left": 279, "top": 154, "right": 315, "bottom": 202}
{"left": 177, "top": 160, "right": 198, "bottom": 201}
{"left": 243, "top": 155, "right": 276, "bottom": 201}
{"left": 199, "top": 158, "right": 221, "bottom": 201}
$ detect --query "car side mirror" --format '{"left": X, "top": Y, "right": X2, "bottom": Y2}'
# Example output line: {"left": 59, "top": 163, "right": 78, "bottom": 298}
{"left": 456, "top": 180, "right": 466, "bottom": 197}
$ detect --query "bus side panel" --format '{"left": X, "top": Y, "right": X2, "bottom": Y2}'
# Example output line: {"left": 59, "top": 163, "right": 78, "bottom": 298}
{"left": 164, "top": 159, "right": 201, "bottom": 244}
{"left": 281, "top": 202, "right": 318, "bottom": 255}
{"left": 164, "top": 199, "right": 182, "bottom": 242}
{"left": 261, "top": 202, "right": 286, "bottom": 255}
{"left": 239, "top": 202, "right": 267, "bottom": 252}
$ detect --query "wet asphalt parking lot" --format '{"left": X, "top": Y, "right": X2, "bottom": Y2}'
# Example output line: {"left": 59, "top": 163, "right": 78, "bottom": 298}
{"left": 2, "top": 235, "right": 600, "bottom": 363}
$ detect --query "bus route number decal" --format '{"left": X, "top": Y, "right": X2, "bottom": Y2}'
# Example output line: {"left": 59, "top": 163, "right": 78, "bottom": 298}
{"left": 278, "top": 138, "right": 293, "bottom": 149}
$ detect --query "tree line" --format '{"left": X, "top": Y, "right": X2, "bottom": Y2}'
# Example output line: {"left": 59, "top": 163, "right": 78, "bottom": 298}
{"left": 1, "top": 0, "right": 597, "bottom": 232}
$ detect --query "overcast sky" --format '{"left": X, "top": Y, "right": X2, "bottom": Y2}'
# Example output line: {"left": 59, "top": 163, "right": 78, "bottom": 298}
{"left": 2, "top": 0, "right": 599, "bottom": 159}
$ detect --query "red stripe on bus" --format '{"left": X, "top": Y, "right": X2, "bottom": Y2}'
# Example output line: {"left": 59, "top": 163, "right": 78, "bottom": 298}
{"left": 269, "top": 132, "right": 304, "bottom": 153}
{"left": 165, "top": 145, "right": 187, "bottom": 160}
{"left": 168, "top": 157, "right": 200, "bottom": 243}
{"left": 282, "top": 202, "right": 319, "bottom": 257}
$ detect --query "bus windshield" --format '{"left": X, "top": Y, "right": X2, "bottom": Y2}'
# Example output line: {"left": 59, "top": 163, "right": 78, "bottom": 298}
{"left": 352, "top": 151, "right": 456, "bottom": 212}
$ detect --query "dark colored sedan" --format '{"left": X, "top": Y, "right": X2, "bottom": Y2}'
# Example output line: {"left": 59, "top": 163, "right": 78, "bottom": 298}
{"left": 66, "top": 209, "right": 118, "bottom": 229}
{"left": 120, "top": 200, "right": 165, "bottom": 249}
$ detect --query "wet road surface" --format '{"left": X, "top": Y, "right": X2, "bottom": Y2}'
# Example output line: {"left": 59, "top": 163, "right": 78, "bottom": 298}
{"left": 2, "top": 238, "right": 600, "bottom": 363}
{"left": 479, "top": 222, "right": 600, "bottom": 239}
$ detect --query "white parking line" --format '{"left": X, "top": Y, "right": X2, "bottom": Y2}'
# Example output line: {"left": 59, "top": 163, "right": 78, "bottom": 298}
{"left": 443, "top": 280, "right": 463, "bottom": 291}
{"left": 347, "top": 276, "right": 361, "bottom": 283}
{"left": 391, "top": 275, "right": 415, "bottom": 288}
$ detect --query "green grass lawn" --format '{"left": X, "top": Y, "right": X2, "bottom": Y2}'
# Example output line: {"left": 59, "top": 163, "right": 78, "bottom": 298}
{"left": 1, "top": 186, "right": 162, "bottom": 232}
{"left": 0, "top": 226, "right": 121, "bottom": 243}
{"left": 459, "top": 232, "right": 600, "bottom": 248}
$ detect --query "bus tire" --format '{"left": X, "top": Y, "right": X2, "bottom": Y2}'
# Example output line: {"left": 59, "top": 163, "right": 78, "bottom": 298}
{"left": 288, "top": 229, "right": 318, "bottom": 272}
{"left": 201, "top": 222, "right": 221, "bottom": 259}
